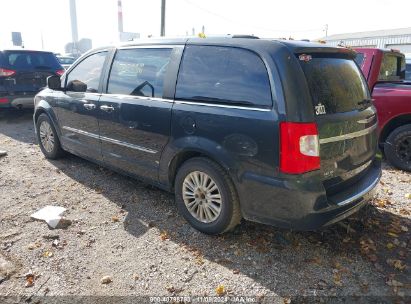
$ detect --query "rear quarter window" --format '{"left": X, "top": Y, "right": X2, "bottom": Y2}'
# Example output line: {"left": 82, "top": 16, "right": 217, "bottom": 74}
{"left": 175, "top": 45, "right": 272, "bottom": 107}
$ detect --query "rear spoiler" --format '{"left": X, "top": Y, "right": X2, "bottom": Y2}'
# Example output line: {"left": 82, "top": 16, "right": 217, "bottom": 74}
{"left": 293, "top": 46, "right": 356, "bottom": 58}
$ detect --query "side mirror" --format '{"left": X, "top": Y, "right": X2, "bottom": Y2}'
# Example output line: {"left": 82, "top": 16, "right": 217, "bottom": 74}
{"left": 66, "top": 80, "right": 87, "bottom": 92}
{"left": 47, "top": 76, "right": 62, "bottom": 90}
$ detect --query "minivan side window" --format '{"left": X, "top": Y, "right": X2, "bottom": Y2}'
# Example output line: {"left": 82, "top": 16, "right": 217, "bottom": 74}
{"left": 175, "top": 45, "right": 272, "bottom": 107}
{"left": 107, "top": 48, "right": 172, "bottom": 98}
{"left": 66, "top": 52, "right": 107, "bottom": 93}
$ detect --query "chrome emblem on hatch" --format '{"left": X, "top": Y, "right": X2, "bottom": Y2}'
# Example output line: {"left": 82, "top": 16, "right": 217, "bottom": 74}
{"left": 315, "top": 103, "right": 326, "bottom": 115}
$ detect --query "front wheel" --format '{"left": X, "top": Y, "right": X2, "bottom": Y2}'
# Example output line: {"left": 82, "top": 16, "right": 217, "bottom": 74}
{"left": 174, "top": 157, "right": 241, "bottom": 235}
{"left": 385, "top": 124, "right": 411, "bottom": 172}
{"left": 36, "top": 113, "right": 64, "bottom": 159}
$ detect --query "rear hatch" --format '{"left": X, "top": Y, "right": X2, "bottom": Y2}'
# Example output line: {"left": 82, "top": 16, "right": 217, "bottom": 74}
{"left": 0, "top": 50, "right": 63, "bottom": 94}
{"left": 297, "top": 52, "right": 378, "bottom": 192}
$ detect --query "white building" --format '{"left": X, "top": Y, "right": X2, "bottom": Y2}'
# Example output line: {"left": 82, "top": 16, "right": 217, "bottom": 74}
{"left": 323, "top": 27, "right": 411, "bottom": 53}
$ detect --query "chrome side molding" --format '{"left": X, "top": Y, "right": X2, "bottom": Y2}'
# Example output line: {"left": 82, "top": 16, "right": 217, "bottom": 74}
{"left": 174, "top": 100, "right": 271, "bottom": 112}
{"left": 62, "top": 126, "right": 157, "bottom": 154}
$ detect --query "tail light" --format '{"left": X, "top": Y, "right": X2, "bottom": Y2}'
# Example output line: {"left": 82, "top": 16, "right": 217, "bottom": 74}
{"left": 0, "top": 68, "right": 16, "bottom": 77}
{"left": 280, "top": 122, "right": 320, "bottom": 174}
{"left": 56, "top": 69, "right": 65, "bottom": 76}
{"left": 0, "top": 98, "right": 9, "bottom": 103}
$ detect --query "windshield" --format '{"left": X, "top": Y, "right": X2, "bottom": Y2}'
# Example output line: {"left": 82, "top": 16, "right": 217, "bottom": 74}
{"left": 299, "top": 55, "right": 370, "bottom": 114}
{"left": 2, "top": 51, "right": 62, "bottom": 71}
{"left": 378, "top": 53, "right": 406, "bottom": 81}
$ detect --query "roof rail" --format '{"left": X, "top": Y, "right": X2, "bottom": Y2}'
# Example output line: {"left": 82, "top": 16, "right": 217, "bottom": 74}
{"left": 231, "top": 35, "right": 259, "bottom": 39}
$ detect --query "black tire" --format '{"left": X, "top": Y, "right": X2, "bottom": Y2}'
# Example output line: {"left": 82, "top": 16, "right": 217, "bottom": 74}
{"left": 384, "top": 124, "right": 411, "bottom": 172}
{"left": 36, "top": 113, "right": 64, "bottom": 159}
{"left": 174, "top": 157, "right": 242, "bottom": 235}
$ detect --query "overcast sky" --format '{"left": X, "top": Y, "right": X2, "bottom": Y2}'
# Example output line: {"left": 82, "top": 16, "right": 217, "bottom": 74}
{"left": 0, "top": 0, "right": 410, "bottom": 53}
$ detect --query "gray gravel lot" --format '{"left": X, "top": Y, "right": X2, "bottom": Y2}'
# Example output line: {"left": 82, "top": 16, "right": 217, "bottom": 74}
{"left": 0, "top": 110, "right": 410, "bottom": 303}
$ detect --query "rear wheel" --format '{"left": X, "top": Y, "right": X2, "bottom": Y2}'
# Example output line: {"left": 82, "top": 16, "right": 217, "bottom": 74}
{"left": 385, "top": 124, "right": 411, "bottom": 172}
{"left": 174, "top": 157, "right": 241, "bottom": 235}
{"left": 36, "top": 113, "right": 64, "bottom": 159}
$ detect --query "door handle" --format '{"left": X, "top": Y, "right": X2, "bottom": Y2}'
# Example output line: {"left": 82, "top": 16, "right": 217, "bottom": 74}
{"left": 83, "top": 103, "right": 96, "bottom": 110}
{"left": 100, "top": 105, "right": 115, "bottom": 112}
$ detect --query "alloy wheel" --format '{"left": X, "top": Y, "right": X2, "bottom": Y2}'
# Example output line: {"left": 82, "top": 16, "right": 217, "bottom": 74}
{"left": 182, "top": 171, "right": 222, "bottom": 223}
{"left": 39, "top": 121, "right": 55, "bottom": 153}
{"left": 397, "top": 136, "right": 411, "bottom": 162}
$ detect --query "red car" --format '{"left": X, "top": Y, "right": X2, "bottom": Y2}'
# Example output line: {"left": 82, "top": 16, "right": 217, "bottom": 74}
{"left": 354, "top": 48, "right": 411, "bottom": 171}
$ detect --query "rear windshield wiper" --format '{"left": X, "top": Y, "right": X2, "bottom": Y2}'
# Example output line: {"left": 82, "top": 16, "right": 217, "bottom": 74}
{"left": 357, "top": 99, "right": 373, "bottom": 107}
{"left": 34, "top": 65, "right": 52, "bottom": 70}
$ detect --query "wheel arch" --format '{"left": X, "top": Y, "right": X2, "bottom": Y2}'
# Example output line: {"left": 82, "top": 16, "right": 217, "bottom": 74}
{"left": 380, "top": 113, "right": 411, "bottom": 145}
{"left": 34, "top": 100, "right": 62, "bottom": 138}
{"left": 161, "top": 138, "right": 240, "bottom": 191}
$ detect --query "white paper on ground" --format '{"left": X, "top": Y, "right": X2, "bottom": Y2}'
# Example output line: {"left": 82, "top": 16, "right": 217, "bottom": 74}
{"left": 30, "top": 205, "right": 67, "bottom": 228}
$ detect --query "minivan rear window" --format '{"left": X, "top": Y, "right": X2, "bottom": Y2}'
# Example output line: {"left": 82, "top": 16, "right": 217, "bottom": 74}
{"left": 176, "top": 45, "right": 272, "bottom": 107}
{"left": 298, "top": 55, "right": 369, "bottom": 114}
{"left": 2, "top": 51, "right": 61, "bottom": 71}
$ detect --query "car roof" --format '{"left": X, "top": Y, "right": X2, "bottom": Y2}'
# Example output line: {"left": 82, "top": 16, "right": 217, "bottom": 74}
{"left": 0, "top": 49, "right": 55, "bottom": 54}
{"left": 90, "top": 37, "right": 352, "bottom": 57}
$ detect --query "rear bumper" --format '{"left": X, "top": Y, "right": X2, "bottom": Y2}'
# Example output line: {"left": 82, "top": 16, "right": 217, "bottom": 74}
{"left": 237, "top": 159, "right": 381, "bottom": 230}
{"left": 0, "top": 94, "right": 35, "bottom": 108}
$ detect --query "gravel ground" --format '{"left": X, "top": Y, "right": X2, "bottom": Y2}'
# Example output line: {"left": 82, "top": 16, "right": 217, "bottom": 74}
{"left": 0, "top": 110, "right": 410, "bottom": 303}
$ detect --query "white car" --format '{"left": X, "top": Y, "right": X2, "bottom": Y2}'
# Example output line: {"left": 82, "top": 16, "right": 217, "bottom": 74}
{"left": 56, "top": 56, "right": 76, "bottom": 70}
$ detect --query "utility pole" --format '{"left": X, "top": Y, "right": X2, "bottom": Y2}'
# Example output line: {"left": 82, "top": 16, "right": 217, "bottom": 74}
{"left": 118, "top": 0, "right": 124, "bottom": 41}
{"left": 160, "top": 0, "right": 166, "bottom": 36}
{"left": 69, "top": 0, "right": 79, "bottom": 43}
{"left": 118, "top": 0, "right": 124, "bottom": 33}
{"left": 41, "top": 31, "right": 44, "bottom": 50}
{"left": 69, "top": 0, "right": 79, "bottom": 55}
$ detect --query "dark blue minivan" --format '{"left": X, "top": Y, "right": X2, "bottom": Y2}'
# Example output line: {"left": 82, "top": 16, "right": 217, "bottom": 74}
{"left": 33, "top": 38, "right": 381, "bottom": 234}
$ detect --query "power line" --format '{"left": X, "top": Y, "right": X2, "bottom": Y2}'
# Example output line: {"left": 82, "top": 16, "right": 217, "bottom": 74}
{"left": 181, "top": 0, "right": 323, "bottom": 34}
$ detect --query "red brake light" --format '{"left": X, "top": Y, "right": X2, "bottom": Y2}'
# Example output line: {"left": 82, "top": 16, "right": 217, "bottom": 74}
{"left": 0, "top": 68, "right": 16, "bottom": 77}
{"left": 0, "top": 97, "right": 9, "bottom": 103}
{"left": 56, "top": 69, "right": 65, "bottom": 76}
{"left": 279, "top": 122, "right": 320, "bottom": 174}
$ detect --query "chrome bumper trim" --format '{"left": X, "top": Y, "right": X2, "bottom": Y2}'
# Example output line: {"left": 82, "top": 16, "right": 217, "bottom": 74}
{"left": 320, "top": 124, "right": 377, "bottom": 144}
